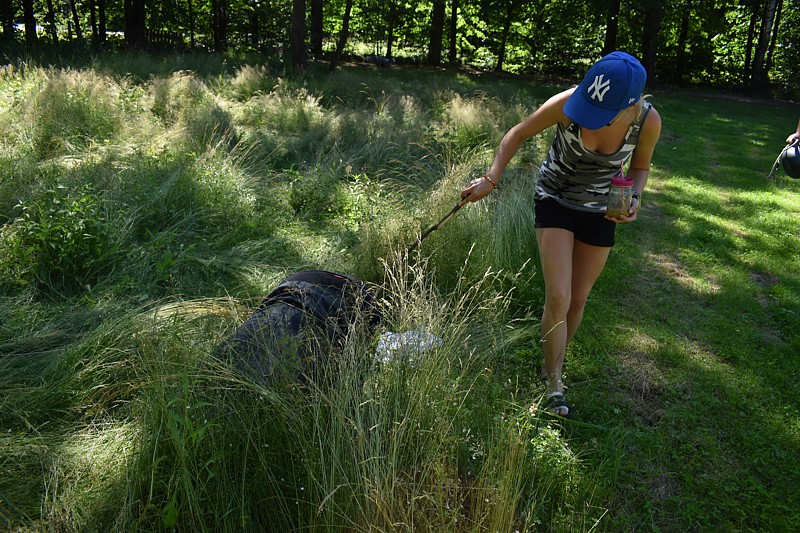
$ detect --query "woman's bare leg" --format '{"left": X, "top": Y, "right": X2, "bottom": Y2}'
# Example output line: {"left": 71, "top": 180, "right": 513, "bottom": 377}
{"left": 536, "top": 228, "right": 574, "bottom": 395}
{"left": 565, "top": 239, "right": 612, "bottom": 344}
{"left": 536, "top": 228, "right": 611, "bottom": 414}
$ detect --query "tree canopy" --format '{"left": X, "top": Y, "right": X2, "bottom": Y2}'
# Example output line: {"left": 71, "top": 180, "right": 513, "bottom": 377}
{"left": 0, "top": 0, "right": 798, "bottom": 97}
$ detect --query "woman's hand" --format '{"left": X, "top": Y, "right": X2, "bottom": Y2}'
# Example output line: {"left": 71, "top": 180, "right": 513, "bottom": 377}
{"left": 460, "top": 175, "right": 496, "bottom": 205}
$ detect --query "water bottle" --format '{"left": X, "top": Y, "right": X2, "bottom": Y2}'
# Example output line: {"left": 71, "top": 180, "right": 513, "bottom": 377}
{"left": 606, "top": 175, "right": 634, "bottom": 218}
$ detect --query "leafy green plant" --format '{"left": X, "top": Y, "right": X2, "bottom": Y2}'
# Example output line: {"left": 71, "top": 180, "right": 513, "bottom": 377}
{"left": 339, "top": 172, "right": 384, "bottom": 229}
{"left": 1, "top": 185, "right": 116, "bottom": 295}
{"left": 288, "top": 166, "right": 345, "bottom": 222}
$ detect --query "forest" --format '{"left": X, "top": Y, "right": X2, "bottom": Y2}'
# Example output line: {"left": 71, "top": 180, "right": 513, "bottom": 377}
{"left": 0, "top": 0, "right": 799, "bottom": 99}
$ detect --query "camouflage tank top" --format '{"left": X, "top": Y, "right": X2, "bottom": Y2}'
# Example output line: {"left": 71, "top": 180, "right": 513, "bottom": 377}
{"left": 535, "top": 101, "right": 652, "bottom": 213}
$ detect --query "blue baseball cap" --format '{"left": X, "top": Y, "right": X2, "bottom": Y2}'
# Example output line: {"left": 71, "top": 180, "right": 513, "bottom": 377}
{"left": 563, "top": 51, "right": 647, "bottom": 130}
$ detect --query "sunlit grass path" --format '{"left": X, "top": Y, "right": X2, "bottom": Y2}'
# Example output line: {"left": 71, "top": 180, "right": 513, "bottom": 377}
{"left": 565, "top": 92, "right": 800, "bottom": 530}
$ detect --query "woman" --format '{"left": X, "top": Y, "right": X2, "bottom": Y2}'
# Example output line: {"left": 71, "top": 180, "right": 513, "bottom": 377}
{"left": 460, "top": 51, "right": 662, "bottom": 416}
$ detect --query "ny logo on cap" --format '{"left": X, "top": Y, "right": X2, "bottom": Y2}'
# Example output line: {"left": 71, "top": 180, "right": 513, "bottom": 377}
{"left": 588, "top": 74, "right": 611, "bottom": 102}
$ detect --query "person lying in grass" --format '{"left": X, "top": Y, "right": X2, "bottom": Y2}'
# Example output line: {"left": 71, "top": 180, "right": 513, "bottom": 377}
{"left": 215, "top": 270, "right": 384, "bottom": 387}
{"left": 460, "top": 51, "right": 662, "bottom": 417}
{"left": 214, "top": 270, "right": 441, "bottom": 388}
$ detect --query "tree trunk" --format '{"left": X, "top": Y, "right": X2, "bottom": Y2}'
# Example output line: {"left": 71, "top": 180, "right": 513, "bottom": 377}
{"left": 45, "top": 0, "right": 59, "bottom": 44}
{"left": 494, "top": 3, "right": 514, "bottom": 72}
{"left": 448, "top": 0, "right": 458, "bottom": 65}
{"left": 124, "top": 0, "right": 146, "bottom": 47}
{"left": 310, "top": 0, "right": 323, "bottom": 58}
{"left": 250, "top": 0, "right": 260, "bottom": 49}
{"left": 386, "top": 1, "right": 396, "bottom": 58}
{"left": 744, "top": 0, "right": 761, "bottom": 83}
{"left": 291, "top": 0, "right": 307, "bottom": 71}
{"left": 1, "top": 0, "right": 15, "bottom": 39}
{"left": 329, "top": 0, "right": 352, "bottom": 71}
{"left": 602, "top": 0, "right": 620, "bottom": 55}
{"left": 89, "top": 0, "right": 98, "bottom": 44}
{"left": 22, "top": 0, "right": 37, "bottom": 45}
{"left": 765, "top": 0, "right": 783, "bottom": 75}
{"left": 211, "top": 0, "right": 218, "bottom": 48}
{"left": 212, "top": 0, "right": 228, "bottom": 51}
{"left": 68, "top": 0, "right": 84, "bottom": 43}
{"left": 751, "top": 0, "right": 778, "bottom": 87}
{"left": 188, "top": 0, "right": 195, "bottom": 48}
{"left": 428, "top": 0, "right": 445, "bottom": 66}
{"left": 98, "top": 0, "right": 106, "bottom": 43}
{"left": 674, "top": 0, "right": 691, "bottom": 82}
{"left": 640, "top": 0, "right": 664, "bottom": 82}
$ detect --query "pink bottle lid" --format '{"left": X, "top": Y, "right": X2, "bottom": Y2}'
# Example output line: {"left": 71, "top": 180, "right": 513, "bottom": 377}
{"left": 611, "top": 175, "right": 634, "bottom": 187}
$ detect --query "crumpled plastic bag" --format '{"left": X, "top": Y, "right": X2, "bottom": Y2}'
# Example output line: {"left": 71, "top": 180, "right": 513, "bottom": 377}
{"left": 375, "top": 326, "right": 442, "bottom": 363}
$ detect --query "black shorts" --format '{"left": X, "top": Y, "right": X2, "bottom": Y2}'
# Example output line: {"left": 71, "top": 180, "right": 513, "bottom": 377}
{"left": 534, "top": 197, "right": 617, "bottom": 247}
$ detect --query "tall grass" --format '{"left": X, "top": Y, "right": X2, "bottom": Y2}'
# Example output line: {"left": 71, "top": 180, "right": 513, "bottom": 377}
{"left": 0, "top": 58, "right": 602, "bottom": 531}
{"left": 1, "top": 259, "right": 600, "bottom": 530}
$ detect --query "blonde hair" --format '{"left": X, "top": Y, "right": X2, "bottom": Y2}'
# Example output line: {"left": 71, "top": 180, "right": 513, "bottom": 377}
{"left": 625, "top": 94, "right": 651, "bottom": 124}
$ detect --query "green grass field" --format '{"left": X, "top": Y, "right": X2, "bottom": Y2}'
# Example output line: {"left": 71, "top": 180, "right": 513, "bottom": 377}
{"left": 1, "top": 53, "right": 799, "bottom": 532}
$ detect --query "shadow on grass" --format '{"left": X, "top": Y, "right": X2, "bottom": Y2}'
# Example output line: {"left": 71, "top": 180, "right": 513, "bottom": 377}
{"left": 565, "top": 153, "right": 800, "bottom": 530}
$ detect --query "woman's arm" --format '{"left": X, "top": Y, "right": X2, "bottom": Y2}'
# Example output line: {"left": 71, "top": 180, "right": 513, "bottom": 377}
{"left": 460, "top": 89, "right": 574, "bottom": 203}
{"left": 607, "top": 106, "right": 662, "bottom": 222}
{"left": 627, "top": 106, "right": 662, "bottom": 195}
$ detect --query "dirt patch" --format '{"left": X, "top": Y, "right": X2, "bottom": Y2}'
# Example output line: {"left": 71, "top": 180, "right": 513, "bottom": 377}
{"left": 613, "top": 350, "right": 668, "bottom": 426}
{"left": 748, "top": 271, "right": 779, "bottom": 289}
{"left": 648, "top": 471, "right": 679, "bottom": 503}
{"left": 749, "top": 271, "right": 779, "bottom": 309}
{"left": 638, "top": 202, "right": 662, "bottom": 223}
{"left": 641, "top": 252, "right": 722, "bottom": 294}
